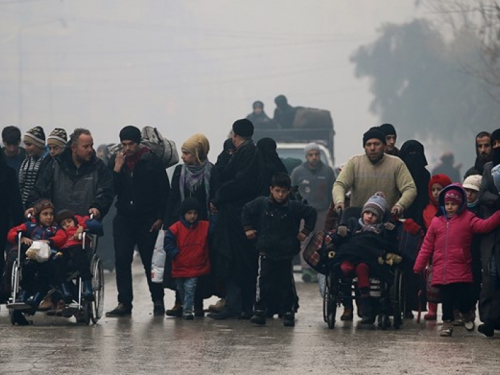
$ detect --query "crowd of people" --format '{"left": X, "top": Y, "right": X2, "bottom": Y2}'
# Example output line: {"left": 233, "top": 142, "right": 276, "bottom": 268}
{"left": 1, "top": 119, "right": 500, "bottom": 338}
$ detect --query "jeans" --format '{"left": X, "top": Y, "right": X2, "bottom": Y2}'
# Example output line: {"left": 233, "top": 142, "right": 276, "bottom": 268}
{"left": 176, "top": 278, "right": 198, "bottom": 313}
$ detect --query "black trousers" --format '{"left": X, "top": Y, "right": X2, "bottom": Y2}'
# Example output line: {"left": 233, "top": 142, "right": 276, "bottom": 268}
{"left": 53, "top": 246, "right": 92, "bottom": 282}
{"left": 255, "top": 256, "right": 296, "bottom": 314}
{"left": 21, "top": 259, "right": 53, "bottom": 295}
{"left": 113, "top": 214, "right": 164, "bottom": 306}
{"left": 440, "top": 283, "right": 472, "bottom": 321}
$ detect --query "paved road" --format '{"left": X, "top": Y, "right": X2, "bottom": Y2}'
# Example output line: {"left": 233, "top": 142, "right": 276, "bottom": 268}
{"left": 0, "top": 259, "right": 499, "bottom": 375}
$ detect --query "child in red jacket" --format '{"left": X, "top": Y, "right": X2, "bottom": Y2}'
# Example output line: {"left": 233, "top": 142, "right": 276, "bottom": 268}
{"left": 414, "top": 184, "right": 500, "bottom": 337}
{"left": 164, "top": 198, "right": 211, "bottom": 320}
{"left": 7, "top": 199, "right": 66, "bottom": 309}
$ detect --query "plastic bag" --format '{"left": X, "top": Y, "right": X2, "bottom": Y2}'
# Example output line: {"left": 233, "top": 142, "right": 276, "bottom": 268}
{"left": 25, "top": 241, "right": 51, "bottom": 263}
{"left": 151, "top": 230, "right": 166, "bottom": 283}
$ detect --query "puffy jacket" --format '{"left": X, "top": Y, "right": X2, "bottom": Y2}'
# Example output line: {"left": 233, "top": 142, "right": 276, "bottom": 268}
{"left": 414, "top": 184, "right": 500, "bottom": 285}
{"left": 61, "top": 215, "right": 103, "bottom": 249}
{"left": 164, "top": 219, "right": 210, "bottom": 278}
{"left": 7, "top": 221, "right": 67, "bottom": 249}
{"left": 27, "top": 147, "right": 114, "bottom": 218}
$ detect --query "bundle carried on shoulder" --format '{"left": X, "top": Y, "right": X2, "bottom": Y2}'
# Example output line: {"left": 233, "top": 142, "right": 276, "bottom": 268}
{"left": 141, "top": 126, "right": 179, "bottom": 168}
{"left": 293, "top": 107, "right": 333, "bottom": 129}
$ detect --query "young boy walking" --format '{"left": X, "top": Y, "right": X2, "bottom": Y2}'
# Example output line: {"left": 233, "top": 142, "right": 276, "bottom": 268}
{"left": 242, "top": 172, "right": 317, "bottom": 327}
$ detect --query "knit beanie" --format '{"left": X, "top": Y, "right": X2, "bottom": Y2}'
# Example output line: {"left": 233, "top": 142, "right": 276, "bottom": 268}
{"left": 47, "top": 128, "right": 67, "bottom": 148}
{"left": 232, "top": 119, "right": 254, "bottom": 138}
{"left": 55, "top": 209, "right": 77, "bottom": 226}
{"left": 462, "top": 174, "right": 482, "bottom": 192}
{"left": 363, "top": 127, "right": 386, "bottom": 147}
{"left": 33, "top": 199, "right": 54, "bottom": 216}
{"left": 180, "top": 197, "right": 201, "bottom": 216}
{"left": 181, "top": 134, "right": 210, "bottom": 163}
{"left": 444, "top": 188, "right": 463, "bottom": 206}
{"left": 304, "top": 142, "right": 320, "bottom": 156}
{"left": 23, "top": 126, "right": 45, "bottom": 148}
{"left": 362, "top": 191, "right": 387, "bottom": 220}
{"left": 119, "top": 125, "right": 141, "bottom": 144}
{"left": 492, "top": 164, "right": 500, "bottom": 192}
{"left": 379, "top": 123, "right": 397, "bottom": 137}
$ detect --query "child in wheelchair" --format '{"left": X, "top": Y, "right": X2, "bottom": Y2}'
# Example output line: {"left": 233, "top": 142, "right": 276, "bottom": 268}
{"left": 7, "top": 199, "right": 67, "bottom": 310}
{"left": 53, "top": 209, "right": 103, "bottom": 303}
{"left": 332, "top": 192, "right": 400, "bottom": 324}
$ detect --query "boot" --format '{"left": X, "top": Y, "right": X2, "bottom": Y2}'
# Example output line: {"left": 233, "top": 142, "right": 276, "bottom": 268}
{"left": 360, "top": 296, "right": 375, "bottom": 324}
{"left": 16, "top": 290, "right": 30, "bottom": 303}
{"left": 26, "top": 292, "right": 43, "bottom": 310}
{"left": 250, "top": 310, "right": 266, "bottom": 325}
{"left": 59, "top": 283, "right": 73, "bottom": 304}
{"left": 166, "top": 303, "right": 183, "bottom": 317}
{"left": 82, "top": 280, "right": 94, "bottom": 301}
{"left": 424, "top": 302, "right": 437, "bottom": 321}
{"left": 340, "top": 306, "right": 354, "bottom": 321}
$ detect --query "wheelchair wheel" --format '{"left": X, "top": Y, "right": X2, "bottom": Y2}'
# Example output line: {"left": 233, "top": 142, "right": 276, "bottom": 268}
{"left": 76, "top": 302, "right": 92, "bottom": 325}
{"left": 91, "top": 255, "right": 104, "bottom": 324}
{"left": 324, "top": 271, "right": 337, "bottom": 329}
{"left": 391, "top": 268, "right": 405, "bottom": 330}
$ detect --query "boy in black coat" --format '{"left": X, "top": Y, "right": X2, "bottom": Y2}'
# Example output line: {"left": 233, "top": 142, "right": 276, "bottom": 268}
{"left": 242, "top": 173, "right": 317, "bottom": 326}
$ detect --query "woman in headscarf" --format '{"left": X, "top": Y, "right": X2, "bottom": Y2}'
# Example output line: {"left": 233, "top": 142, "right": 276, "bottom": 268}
{"left": 164, "top": 133, "right": 220, "bottom": 317}
{"left": 254, "top": 137, "right": 287, "bottom": 196}
{"left": 398, "top": 140, "right": 431, "bottom": 318}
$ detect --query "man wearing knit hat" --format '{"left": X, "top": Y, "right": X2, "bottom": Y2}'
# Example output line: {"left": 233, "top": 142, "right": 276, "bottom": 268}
{"left": 333, "top": 127, "right": 416, "bottom": 218}
{"left": 291, "top": 142, "right": 335, "bottom": 283}
{"left": 379, "top": 123, "right": 399, "bottom": 156}
{"left": 106, "top": 125, "right": 170, "bottom": 317}
{"left": 209, "top": 119, "right": 260, "bottom": 320}
{"left": 46, "top": 128, "right": 67, "bottom": 159}
{"left": 19, "top": 126, "right": 47, "bottom": 206}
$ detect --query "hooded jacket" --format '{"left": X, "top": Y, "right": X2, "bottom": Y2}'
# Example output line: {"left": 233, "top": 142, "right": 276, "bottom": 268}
{"left": 422, "top": 174, "right": 452, "bottom": 230}
{"left": 414, "top": 184, "right": 500, "bottom": 286}
{"left": 27, "top": 147, "right": 114, "bottom": 218}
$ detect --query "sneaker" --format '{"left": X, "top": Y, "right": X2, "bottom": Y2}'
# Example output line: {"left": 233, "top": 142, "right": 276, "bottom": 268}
{"left": 153, "top": 301, "right": 165, "bottom": 316}
{"left": 283, "top": 312, "right": 295, "bottom": 327}
{"left": 452, "top": 310, "right": 464, "bottom": 326}
{"left": 250, "top": 310, "right": 266, "bottom": 325}
{"left": 478, "top": 323, "right": 494, "bottom": 337}
{"left": 208, "top": 298, "right": 225, "bottom": 313}
{"left": 166, "top": 303, "right": 183, "bottom": 317}
{"left": 183, "top": 312, "right": 194, "bottom": 320}
{"left": 440, "top": 321, "right": 453, "bottom": 337}
{"left": 340, "top": 307, "right": 353, "bottom": 321}
{"left": 462, "top": 312, "right": 475, "bottom": 331}
{"left": 105, "top": 303, "right": 132, "bottom": 317}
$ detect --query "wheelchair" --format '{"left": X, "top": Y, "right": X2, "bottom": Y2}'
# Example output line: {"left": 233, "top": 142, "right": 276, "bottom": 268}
{"left": 320, "top": 206, "right": 406, "bottom": 330}
{"left": 7, "top": 230, "right": 104, "bottom": 326}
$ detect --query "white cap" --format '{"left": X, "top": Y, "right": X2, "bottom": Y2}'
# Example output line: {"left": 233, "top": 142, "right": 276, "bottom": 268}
{"left": 462, "top": 174, "right": 482, "bottom": 192}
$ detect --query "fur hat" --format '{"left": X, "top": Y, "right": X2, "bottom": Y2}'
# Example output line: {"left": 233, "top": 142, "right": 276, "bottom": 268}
{"left": 232, "top": 119, "right": 254, "bottom": 138}
{"left": 304, "top": 142, "right": 320, "bottom": 156}
{"left": 362, "top": 191, "right": 387, "bottom": 220}
{"left": 363, "top": 127, "right": 386, "bottom": 147}
{"left": 47, "top": 128, "right": 67, "bottom": 148}
{"left": 180, "top": 197, "right": 201, "bottom": 216}
{"left": 119, "top": 125, "right": 141, "bottom": 144}
{"left": 55, "top": 209, "right": 77, "bottom": 226}
{"left": 462, "top": 174, "right": 482, "bottom": 192}
{"left": 23, "top": 126, "right": 45, "bottom": 148}
{"left": 33, "top": 199, "right": 54, "bottom": 217}
{"left": 181, "top": 134, "right": 210, "bottom": 163}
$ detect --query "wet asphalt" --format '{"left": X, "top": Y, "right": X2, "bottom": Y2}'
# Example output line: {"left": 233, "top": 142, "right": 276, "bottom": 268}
{"left": 0, "top": 258, "right": 499, "bottom": 375}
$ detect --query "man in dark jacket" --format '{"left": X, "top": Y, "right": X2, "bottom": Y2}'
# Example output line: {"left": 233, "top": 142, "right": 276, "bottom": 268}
{"left": 106, "top": 126, "right": 170, "bottom": 317}
{"left": 464, "top": 131, "right": 492, "bottom": 178}
{"left": 27, "top": 128, "right": 114, "bottom": 219}
{"left": 1, "top": 125, "right": 26, "bottom": 177}
{"left": 208, "top": 119, "right": 260, "bottom": 319}
{"left": 273, "top": 95, "right": 296, "bottom": 129}
{"left": 246, "top": 101, "right": 276, "bottom": 129}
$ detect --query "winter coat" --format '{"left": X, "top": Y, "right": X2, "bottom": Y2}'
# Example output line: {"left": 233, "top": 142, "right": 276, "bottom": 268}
{"left": 414, "top": 184, "right": 500, "bottom": 286}
{"left": 164, "top": 219, "right": 210, "bottom": 278}
{"left": 27, "top": 147, "right": 114, "bottom": 218}
{"left": 241, "top": 196, "right": 317, "bottom": 260}
{"left": 7, "top": 221, "right": 67, "bottom": 249}
{"left": 110, "top": 147, "right": 169, "bottom": 221}
{"left": 291, "top": 161, "right": 336, "bottom": 212}
{"left": 60, "top": 215, "right": 103, "bottom": 249}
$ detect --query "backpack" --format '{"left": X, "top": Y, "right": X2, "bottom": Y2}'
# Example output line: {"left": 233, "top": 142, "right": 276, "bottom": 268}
{"left": 140, "top": 126, "right": 179, "bottom": 168}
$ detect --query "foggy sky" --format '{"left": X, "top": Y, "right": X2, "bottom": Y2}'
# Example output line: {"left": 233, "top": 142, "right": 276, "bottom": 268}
{"left": 0, "top": 0, "right": 421, "bottom": 166}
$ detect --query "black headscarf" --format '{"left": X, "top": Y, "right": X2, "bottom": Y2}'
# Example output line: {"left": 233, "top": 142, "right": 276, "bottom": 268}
{"left": 399, "top": 140, "right": 430, "bottom": 226}
{"left": 492, "top": 129, "right": 500, "bottom": 167}
{"left": 255, "top": 137, "right": 287, "bottom": 196}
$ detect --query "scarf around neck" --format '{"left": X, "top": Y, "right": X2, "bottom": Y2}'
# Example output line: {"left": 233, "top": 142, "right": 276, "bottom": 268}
{"left": 179, "top": 160, "right": 213, "bottom": 212}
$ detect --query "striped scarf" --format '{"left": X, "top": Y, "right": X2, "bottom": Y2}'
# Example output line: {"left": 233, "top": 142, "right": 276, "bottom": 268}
{"left": 19, "top": 154, "right": 45, "bottom": 205}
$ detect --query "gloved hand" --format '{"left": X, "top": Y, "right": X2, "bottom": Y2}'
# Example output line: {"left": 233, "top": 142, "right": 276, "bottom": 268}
{"left": 404, "top": 218, "right": 421, "bottom": 236}
{"left": 337, "top": 225, "right": 348, "bottom": 237}
{"left": 384, "top": 222, "right": 396, "bottom": 231}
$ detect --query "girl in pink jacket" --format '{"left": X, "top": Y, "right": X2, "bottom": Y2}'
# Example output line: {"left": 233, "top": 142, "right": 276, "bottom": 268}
{"left": 414, "top": 184, "right": 500, "bottom": 337}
